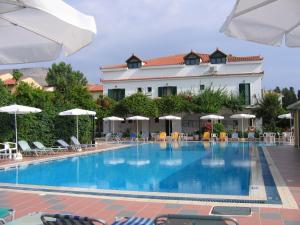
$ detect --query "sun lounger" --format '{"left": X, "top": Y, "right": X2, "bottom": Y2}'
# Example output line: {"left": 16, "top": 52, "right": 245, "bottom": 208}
{"left": 130, "top": 133, "right": 137, "bottom": 141}
{"left": 114, "top": 133, "right": 123, "bottom": 142}
{"left": 202, "top": 132, "right": 210, "bottom": 141}
{"left": 18, "top": 140, "right": 49, "bottom": 156}
{"left": 33, "top": 141, "right": 67, "bottom": 153}
{"left": 171, "top": 132, "right": 179, "bottom": 141}
{"left": 219, "top": 132, "right": 228, "bottom": 141}
{"left": 247, "top": 132, "right": 256, "bottom": 141}
{"left": 0, "top": 208, "right": 14, "bottom": 224}
{"left": 105, "top": 133, "right": 112, "bottom": 142}
{"left": 159, "top": 132, "right": 166, "bottom": 141}
{"left": 112, "top": 217, "right": 153, "bottom": 225}
{"left": 71, "top": 136, "right": 96, "bottom": 149}
{"left": 154, "top": 214, "right": 239, "bottom": 225}
{"left": 141, "top": 133, "right": 149, "bottom": 142}
{"left": 230, "top": 132, "right": 239, "bottom": 141}
{"left": 41, "top": 213, "right": 106, "bottom": 225}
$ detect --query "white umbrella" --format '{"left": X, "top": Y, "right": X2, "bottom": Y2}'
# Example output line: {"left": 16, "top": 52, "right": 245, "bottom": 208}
{"left": 126, "top": 116, "right": 149, "bottom": 141}
{"left": 278, "top": 113, "right": 292, "bottom": 119}
{"left": 220, "top": 0, "right": 300, "bottom": 47}
{"left": 278, "top": 113, "right": 293, "bottom": 131}
{"left": 200, "top": 114, "right": 224, "bottom": 133}
{"left": 230, "top": 114, "right": 256, "bottom": 138}
{"left": 59, "top": 108, "right": 96, "bottom": 140}
{"left": 0, "top": 104, "right": 42, "bottom": 151}
{"left": 103, "top": 116, "right": 124, "bottom": 134}
{"left": 0, "top": 0, "right": 97, "bottom": 64}
{"left": 159, "top": 115, "right": 181, "bottom": 135}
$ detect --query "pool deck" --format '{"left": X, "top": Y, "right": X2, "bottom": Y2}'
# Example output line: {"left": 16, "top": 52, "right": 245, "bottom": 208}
{"left": 0, "top": 144, "right": 300, "bottom": 225}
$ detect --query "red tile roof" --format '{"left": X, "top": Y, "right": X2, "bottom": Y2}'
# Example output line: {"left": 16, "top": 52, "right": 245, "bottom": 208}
{"left": 3, "top": 78, "right": 16, "bottom": 85}
{"left": 101, "top": 51, "right": 263, "bottom": 70}
{"left": 87, "top": 84, "right": 103, "bottom": 92}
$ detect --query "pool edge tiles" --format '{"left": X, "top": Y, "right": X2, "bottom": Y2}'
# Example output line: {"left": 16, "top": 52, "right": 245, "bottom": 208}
{"left": 261, "top": 147, "right": 298, "bottom": 209}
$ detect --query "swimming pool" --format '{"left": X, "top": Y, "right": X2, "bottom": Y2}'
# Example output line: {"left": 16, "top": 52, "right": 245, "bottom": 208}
{"left": 0, "top": 142, "right": 254, "bottom": 197}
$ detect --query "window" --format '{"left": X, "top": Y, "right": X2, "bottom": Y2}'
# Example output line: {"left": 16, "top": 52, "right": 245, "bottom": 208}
{"left": 200, "top": 85, "right": 205, "bottom": 91}
{"left": 147, "top": 87, "right": 152, "bottom": 93}
{"left": 108, "top": 88, "right": 125, "bottom": 101}
{"left": 158, "top": 86, "right": 177, "bottom": 97}
{"left": 126, "top": 55, "right": 142, "bottom": 69}
{"left": 184, "top": 52, "right": 200, "bottom": 65}
{"left": 210, "top": 49, "right": 227, "bottom": 64}
{"left": 239, "top": 83, "right": 251, "bottom": 105}
{"left": 137, "top": 87, "right": 143, "bottom": 93}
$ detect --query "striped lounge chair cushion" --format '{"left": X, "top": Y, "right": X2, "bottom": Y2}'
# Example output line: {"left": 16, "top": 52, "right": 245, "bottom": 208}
{"left": 112, "top": 217, "right": 153, "bottom": 225}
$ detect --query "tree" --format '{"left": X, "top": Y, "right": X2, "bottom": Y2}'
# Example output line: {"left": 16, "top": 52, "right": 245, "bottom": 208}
{"left": 192, "top": 88, "right": 227, "bottom": 113}
{"left": 253, "top": 92, "right": 284, "bottom": 132}
{"left": 282, "top": 87, "right": 297, "bottom": 108}
{"left": 12, "top": 69, "right": 23, "bottom": 83}
{"left": 274, "top": 86, "right": 281, "bottom": 93}
{"left": 155, "top": 95, "right": 191, "bottom": 115}
{"left": 112, "top": 93, "right": 158, "bottom": 117}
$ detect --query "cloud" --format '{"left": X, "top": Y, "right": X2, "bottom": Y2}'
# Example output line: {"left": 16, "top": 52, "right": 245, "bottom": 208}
{"left": 5, "top": 0, "right": 298, "bottom": 90}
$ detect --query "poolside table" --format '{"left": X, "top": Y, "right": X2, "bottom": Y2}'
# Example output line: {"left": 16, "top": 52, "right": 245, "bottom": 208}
{"left": 6, "top": 212, "right": 44, "bottom": 225}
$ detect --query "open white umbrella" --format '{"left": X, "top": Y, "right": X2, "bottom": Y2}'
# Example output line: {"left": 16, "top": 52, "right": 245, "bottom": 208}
{"left": 159, "top": 115, "right": 181, "bottom": 135}
{"left": 0, "top": 104, "right": 42, "bottom": 151}
{"left": 230, "top": 114, "right": 256, "bottom": 138}
{"left": 59, "top": 108, "right": 96, "bottom": 140}
{"left": 278, "top": 113, "right": 293, "bottom": 131}
{"left": 200, "top": 114, "right": 224, "bottom": 133}
{"left": 0, "top": 0, "right": 97, "bottom": 64}
{"left": 126, "top": 116, "right": 149, "bottom": 141}
{"left": 220, "top": 0, "right": 300, "bottom": 47}
{"left": 103, "top": 116, "right": 124, "bottom": 134}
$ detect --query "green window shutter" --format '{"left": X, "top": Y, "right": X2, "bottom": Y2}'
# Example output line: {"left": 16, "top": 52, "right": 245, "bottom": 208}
{"left": 171, "top": 86, "right": 177, "bottom": 96}
{"left": 158, "top": 87, "right": 163, "bottom": 97}
{"left": 245, "top": 84, "right": 250, "bottom": 105}
{"left": 108, "top": 89, "right": 112, "bottom": 99}
{"left": 239, "top": 83, "right": 246, "bottom": 104}
{"left": 120, "top": 89, "right": 125, "bottom": 100}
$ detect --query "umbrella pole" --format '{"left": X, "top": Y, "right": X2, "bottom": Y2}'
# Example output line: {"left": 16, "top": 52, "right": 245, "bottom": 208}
{"left": 242, "top": 118, "right": 244, "bottom": 139}
{"left": 136, "top": 120, "right": 138, "bottom": 142}
{"left": 76, "top": 115, "right": 79, "bottom": 140}
{"left": 113, "top": 121, "right": 114, "bottom": 134}
{"left": 15, "top": 112, "right": 18, "bottom": 152}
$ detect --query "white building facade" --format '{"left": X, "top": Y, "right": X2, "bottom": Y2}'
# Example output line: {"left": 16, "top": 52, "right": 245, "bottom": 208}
{"left": 100, "top": 49, "right": 264, "bottom": 135}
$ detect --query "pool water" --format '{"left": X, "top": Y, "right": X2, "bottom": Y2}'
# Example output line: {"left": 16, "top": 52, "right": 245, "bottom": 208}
{"left": 0, "top": 142, "right": 253, "bottom": 196}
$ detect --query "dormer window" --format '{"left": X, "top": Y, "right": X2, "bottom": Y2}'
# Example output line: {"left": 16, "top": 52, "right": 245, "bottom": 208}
{"left": 184, "top": 51, "right": 200, "bottom": 65}
{"left": 210, "top": 49, "right": 227, "bottom": 64}
{"left": 126, "top": 54, "right": 142, "bottom": 69}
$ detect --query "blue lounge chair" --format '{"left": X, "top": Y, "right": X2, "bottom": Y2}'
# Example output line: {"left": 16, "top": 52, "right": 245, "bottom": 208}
{"left": 130, "top": 133, "right": 137, "bottom": 141}
{"left": 0, "top": 208, "right": 15, "bottom": 224}
{"left": 231, "top": 132, "right": 239, "bottom": 141}
{"left": 71, "top": 136, "right": 96, "bottom": 149}
{"left": 141, "top": 133, "right": 149, "bottom": 142}
{"left": 247, "top": 132, "right": 255, "bottom": 141}
{"left": 105, "top": 133, "right": 112, "bottom": 142}
{"left": 33, "top": 141, "right": 67, "bottom": 153}
{"left": 18, "top": 140, "right": 48, "bottom": 156}
{"left": 112, "top": 217, "right": 153, "bottom": 225}
{"left": 41, "top": 213, "right": 106, "bottom": 225}
{"left": 154, "top": 214, "right": 239, "bottom": 225}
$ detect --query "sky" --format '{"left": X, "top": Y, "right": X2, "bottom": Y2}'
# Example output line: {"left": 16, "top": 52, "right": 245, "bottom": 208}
{"left": 3, "top": 0, "right": 300, "bottom": 90}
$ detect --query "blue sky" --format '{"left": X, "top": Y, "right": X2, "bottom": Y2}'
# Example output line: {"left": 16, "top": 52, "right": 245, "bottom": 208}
{"left": 3, "top": 0, "right": 300, "bottom": 90}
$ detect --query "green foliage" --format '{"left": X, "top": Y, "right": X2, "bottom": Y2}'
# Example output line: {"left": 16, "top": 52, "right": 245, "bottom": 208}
{"left": 12, "top": 69, "right": 23, "bottom": 83}
{"left": 155, "top": 95, "right": 191, "bottom": 115}
{"left": 192, "top": 88, "right": 227, "bottom": 113}
{"left": 253, "top": 92, "right": 284, "bottom": 132}
{"left": 112, "top": 93, "right": 158, "bottom": 117}
{"left": 281, "top": 87, "right": 297, "bottom": 109}
{"left": 213, "top": 122, "right": 224, "bottom": 134}
{"left": 224, "top": 94, "right": 244, "bottom": 112}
